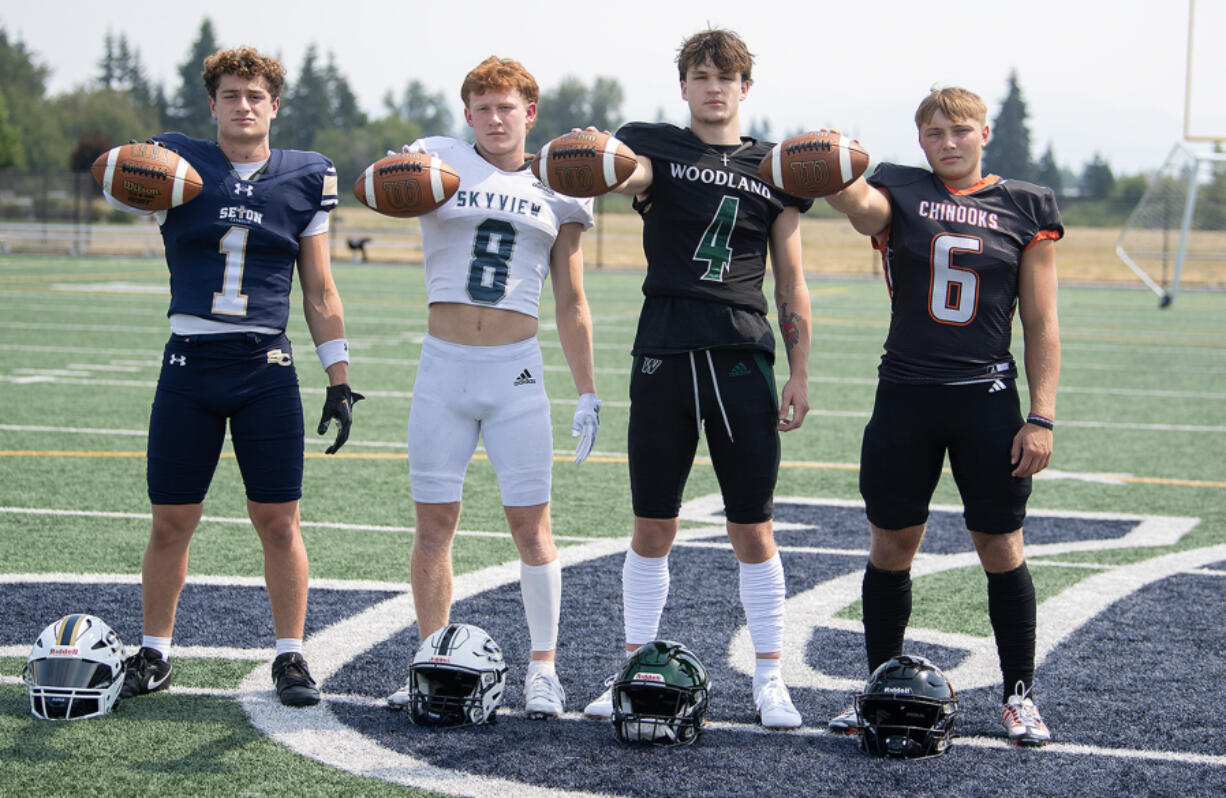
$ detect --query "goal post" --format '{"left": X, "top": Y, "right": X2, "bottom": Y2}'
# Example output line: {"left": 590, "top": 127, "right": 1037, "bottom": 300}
{"left": 1115, "top": 144, "right": 1226, "bottom": 307}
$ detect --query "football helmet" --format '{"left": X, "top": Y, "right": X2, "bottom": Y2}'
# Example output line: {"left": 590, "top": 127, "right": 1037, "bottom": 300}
{"left": 855, "top": 654, "right": 958, "bottom": 758}
{"left": 406, "top": 623, "right": 507, "bottom": 726}
{"left": 22, "top": 614, "right": 125, "bottom": 721}
{"left": 612, "top": 640, "right": 709, "bottom": 745}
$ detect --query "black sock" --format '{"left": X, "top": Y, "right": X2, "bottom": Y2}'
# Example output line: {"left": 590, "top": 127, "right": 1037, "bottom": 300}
{"left": 862, "top": 562, "right": 912, "bottom": 673}
{"left": 987, "top": 562, "right": 1037, "bottom": 703}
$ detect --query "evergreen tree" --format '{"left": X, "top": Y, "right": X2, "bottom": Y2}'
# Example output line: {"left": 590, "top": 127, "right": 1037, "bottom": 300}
{"left": 324, "top": 53, "right": 365, "bottom": 131}
{"left": 385, "top": 81, "right": 452, "bottom": 137}
{"left": 1035, "top": 143, "right": 1062, "bottom": 194}
{"left": 0, "top": 27, "right": 63, "bottom": 170}
{"left": 982, "top": 70, "right": 1033, "bottom": 181}
{"left": 278, "top": 44, "right": 330, "bottom": 150}
{"left": 167, "top": 19, "right": 219, "bottom": 137}
{"left": 527, "top": 75, "right": 624, "bottom": 152}
{"left": 0, "top": 89, "right": 25, "bottom": 169}
{"left": 1080, "top": 153, "right": 1115, "bottom": 199}
{"left": 98, "top": 32, "right": 117, "bottom": 89}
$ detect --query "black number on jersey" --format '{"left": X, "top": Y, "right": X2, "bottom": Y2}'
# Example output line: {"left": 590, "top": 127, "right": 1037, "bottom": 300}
{"left": 467, "top": 218, "right": 517, "bottom": 304}
{"left": 694, "top": 195, "right": 740, "bottom": 281}
{"left": 929, "top": 233, "right": 982, "bottom": 325}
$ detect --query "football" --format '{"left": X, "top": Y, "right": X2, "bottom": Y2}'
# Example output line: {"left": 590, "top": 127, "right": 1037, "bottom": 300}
{"left": 91, "top": 142, "right": 203, "bottom": 211}
{"left": 530, "top": 131, "right": 637, "bottom": 197}
{"left": 353, "top": 152, "right": 461, "bottom": 218}
{"left": 759, "top": 132, "right": 870, "bottom": 199}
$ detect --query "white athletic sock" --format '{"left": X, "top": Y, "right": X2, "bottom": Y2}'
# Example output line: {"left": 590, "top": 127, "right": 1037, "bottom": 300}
{"left": 521, "top": 559, "right": 562, "bottom": 653}
{"left": 526, "top": 659, "right": 557, "bottom": 677}
{"left": 623, "top": 547, "right": 669, "bottom": 647}
{"left": 754, "top": 656, "right": 783, "bottom": 690}
{"left": 739, "top": 552, "right": 786, "bottom": 657}
{"left": 274, "top": 638, "right": 303, "bottom": 657}
{"left": 142, "top": 635, "right": 172, "bottom": 660}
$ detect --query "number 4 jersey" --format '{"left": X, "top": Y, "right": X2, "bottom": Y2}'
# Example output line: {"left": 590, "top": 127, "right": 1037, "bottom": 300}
{"left": 868, "top": 163, "right": 1064, "bottom": 385}
{"left": 152, "top": 132, "right": 338, "bottom": 330}
{"left": 413, "top": 136, "right": 594, "bottom": 317}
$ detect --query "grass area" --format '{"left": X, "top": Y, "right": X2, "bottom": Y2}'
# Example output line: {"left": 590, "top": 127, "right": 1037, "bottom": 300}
{"left": 1, "top": 252, "right": 1224, "bottom": 795}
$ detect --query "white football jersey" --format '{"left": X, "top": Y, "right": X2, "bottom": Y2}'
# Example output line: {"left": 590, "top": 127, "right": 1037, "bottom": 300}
{"left": 415, "top": 136, "right": 594, "bottom": 318}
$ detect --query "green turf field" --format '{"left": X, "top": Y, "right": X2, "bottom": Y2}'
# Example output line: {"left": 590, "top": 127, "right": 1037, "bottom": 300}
{"left": 1, "top": 252, "right": 1224, "bottom": 795}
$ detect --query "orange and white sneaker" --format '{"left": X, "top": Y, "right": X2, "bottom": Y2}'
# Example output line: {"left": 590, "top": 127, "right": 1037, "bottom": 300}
{"left": 1002, "top": 687, "right": 1051, "bottom": 747}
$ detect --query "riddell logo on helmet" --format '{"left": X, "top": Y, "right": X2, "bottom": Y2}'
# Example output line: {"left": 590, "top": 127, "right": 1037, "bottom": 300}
{"left": 883, "top": 686, "right": 913, "bottom": 694}
{"left": 632, "top": 672, "right": 665, "bottom": 682}
{"left": 428, "top": 656, "right": 452, "bottom": 664}
{"left": 49, "top": 647, "right": 80, "bottom": 656}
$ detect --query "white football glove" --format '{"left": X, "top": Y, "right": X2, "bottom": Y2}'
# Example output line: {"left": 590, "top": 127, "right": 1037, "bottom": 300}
{"left": 385, "top": 141, "right": 428, "bottom": 157}
{"left": 571, "top": 393, "right": 602, "bottom": 464}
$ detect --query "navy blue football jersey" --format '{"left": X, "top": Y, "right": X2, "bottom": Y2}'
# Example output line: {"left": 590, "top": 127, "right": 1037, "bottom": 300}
{"left": 153, "top": 133, "right": 338, "bottom": 330}
{"left": 617, "top": 123, "right": 811, "bottom": 356}
{"left": 868, "top": 163, "right": 1063, "bottom": 384}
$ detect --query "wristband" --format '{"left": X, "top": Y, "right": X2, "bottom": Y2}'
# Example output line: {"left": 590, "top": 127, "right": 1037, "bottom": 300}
{"left": 1026, "top": 413, "right": 1054, "bottom": 430}
{"left": 316, "top": 338, "right": 349, "bottom": 370}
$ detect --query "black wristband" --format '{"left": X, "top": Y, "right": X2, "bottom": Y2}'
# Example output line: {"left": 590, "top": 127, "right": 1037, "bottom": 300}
{"left": 1026, "top": 414, "right": 1054, "bottom": 430}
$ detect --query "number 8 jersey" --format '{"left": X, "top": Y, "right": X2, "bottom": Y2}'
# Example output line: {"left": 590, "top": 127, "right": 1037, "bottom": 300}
{"left": 414, "top": 136, "right": 594, "bottom": 317}
{"left": 868, "top": 163, "right": 1064, "bottom": 385}
{"left": 152, "top": 132, "right": 338, "bottom": 330}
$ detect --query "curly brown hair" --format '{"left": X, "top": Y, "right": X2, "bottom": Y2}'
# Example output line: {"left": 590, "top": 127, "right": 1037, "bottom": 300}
{"left": 676, "top": 28, "right": 754, "bottom": 84}
{"left": 201, "top": 47, "right": 286, "bottom": 99}
{"left": 460, "top": 56, "right": 539, "bottom": 107}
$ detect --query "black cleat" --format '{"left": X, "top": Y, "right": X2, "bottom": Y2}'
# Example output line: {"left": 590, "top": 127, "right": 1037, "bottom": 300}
{"left": 120, "top": 646, "right": 173, "bottom": 698}
{"left": 272, "top": 652, "right": 321, "bottom": 707}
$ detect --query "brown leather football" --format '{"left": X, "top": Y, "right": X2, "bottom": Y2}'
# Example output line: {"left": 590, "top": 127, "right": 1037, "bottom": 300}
{"left": 530, "top": 131, "right": 637, "bottom": 197}
{"left": 353, "top": 152, "right": 461, "bottom": 217}
{"left": 759, "top": 132, "right": 870, "bottom": 198}
{"left": 91, "top": 142, "right": 203, "bottom": 211}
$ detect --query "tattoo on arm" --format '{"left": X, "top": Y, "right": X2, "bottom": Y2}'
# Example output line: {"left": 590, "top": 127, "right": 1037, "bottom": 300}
{"left": 780, "top": 302, "right": 801, "bottom": 353}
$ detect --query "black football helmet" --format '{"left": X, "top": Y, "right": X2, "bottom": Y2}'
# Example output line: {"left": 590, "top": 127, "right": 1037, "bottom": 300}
{"left": 855, "top": 654, "right": 957, "bottom": 758}
{"left": 612, "top": 640, "right": 709, "bottom": 745}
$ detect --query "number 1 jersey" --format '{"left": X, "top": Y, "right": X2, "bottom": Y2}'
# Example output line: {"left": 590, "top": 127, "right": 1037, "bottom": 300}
{"left": 868, "top": 163, "right": 1063, "bottom": 384}
{"left": 414, "top": 137, "right": 594, "bottom": 318}
{"left": 152, "top": 133, "right": 338, "bottom": 330}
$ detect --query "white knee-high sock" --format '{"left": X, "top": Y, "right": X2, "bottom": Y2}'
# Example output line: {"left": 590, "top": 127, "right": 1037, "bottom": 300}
{"left": 739, "top": 552, "right": 785, "bottom": 659}
{"left": 520, "top": 559, "right": 561, "bottom": 652}
{"left": 622, "top": 548, "right": 669, "bottom": 647}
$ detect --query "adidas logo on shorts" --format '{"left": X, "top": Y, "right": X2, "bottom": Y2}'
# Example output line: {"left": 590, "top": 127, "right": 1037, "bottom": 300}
{"left": 513, "top": 369, "right": 536, "bottom": 386}
{"left": 729, "top": 361, "right": 751, "bottom": 377}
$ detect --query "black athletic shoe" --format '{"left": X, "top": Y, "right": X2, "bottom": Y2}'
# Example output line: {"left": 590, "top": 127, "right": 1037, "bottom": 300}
{"left": 120, "top": 646, "right": 173, "bottom": 698}
{"left": 272, "top": 652, "right": 320, "bottom": 707}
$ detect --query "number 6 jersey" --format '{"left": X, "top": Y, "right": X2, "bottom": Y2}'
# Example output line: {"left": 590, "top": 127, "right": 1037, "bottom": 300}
{"left": 152, "top": 132, "right": 338, "bottom": 330}
{"left": 868, "top": 163, "right": 1064, "bottom": 385}
{"left": 413, "top": 136, "right": 594, "bottom": 317}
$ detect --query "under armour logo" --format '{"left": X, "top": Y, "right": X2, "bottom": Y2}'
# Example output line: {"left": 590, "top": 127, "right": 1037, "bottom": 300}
{"left": 640, "top": 357, "right": 663, "bottom": 375}
{"left": 234, "top": 182, "right": 254, "bottom": 197}
{"left": 266, "top": 349, "right": 292, "bottom": 366}
{"left": 513, "top": 369, "right": 536, "bottom": 386}
{"left": 168, "top": 354, "right": 187, "bottom": 366}
{"left": 988, "top": 379, "right": 1006, "bottom": 393}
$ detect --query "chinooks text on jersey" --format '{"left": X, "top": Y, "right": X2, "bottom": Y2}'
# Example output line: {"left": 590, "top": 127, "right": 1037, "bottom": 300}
{"left": 668, "top": 162, "right": 774, "bottom": 199}
{"left": 918, "top": 200, "right": 999, "bottom": 230}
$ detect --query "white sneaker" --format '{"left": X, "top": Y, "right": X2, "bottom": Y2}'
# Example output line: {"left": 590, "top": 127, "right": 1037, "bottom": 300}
{"left": 582, "top": 676, "right": 615, "bottom": 720}
{"left": 1002, "top": 689, "right": 1051, "bottom": 746}
{"left": 754, "top": 675, "right": 802, "bottom": 730}
{"left": 827, "top": 703, "right": 860, "bottom": 734}
{"left": 524, "top": 670, "right": 565, "bottom": 719}
{"left": 386, "top": 675, "right": 412, "bottom": 710}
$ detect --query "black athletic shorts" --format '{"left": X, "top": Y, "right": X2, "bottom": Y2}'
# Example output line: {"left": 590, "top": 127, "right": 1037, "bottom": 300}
{"left": 859, "top": 379, "right": 1031, "bottom": 534}
{"left": 147, "top": 332, "right": 304, "bottom": 505}
{"left": 628, "top": 349, "right": 779, "bottom": 524}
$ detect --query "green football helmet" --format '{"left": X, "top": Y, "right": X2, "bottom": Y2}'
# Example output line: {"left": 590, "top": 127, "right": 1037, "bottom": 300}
{"left": 612, "top": 640, "right": 710, "bottom": 745}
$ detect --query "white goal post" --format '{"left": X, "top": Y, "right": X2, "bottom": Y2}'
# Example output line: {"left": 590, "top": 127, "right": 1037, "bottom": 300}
{"left": 1115, "top": 144, "right": 1226, "bottom": 307}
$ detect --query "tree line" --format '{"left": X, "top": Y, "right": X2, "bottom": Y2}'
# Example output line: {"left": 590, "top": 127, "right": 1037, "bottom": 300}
{"left": 0, "top": 19, "right": 625, "bottom": 190}
{"left": 1, "top": 21, "right": 1217, "bottom": 228}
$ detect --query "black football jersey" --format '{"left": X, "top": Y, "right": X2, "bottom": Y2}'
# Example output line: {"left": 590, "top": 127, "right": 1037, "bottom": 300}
{"left": 617, "top": 122, "right": 812, "bottom": 355}
{"left": 868, "top": 163, "right": 1063, "bottom": 384}
{"left": 154, "top": 133, "right": 338, "bottom": 330}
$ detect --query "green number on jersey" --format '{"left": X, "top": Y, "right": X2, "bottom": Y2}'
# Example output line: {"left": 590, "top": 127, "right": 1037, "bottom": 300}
{"left": 693, "top": 196, "right": 740, "bottom": 281}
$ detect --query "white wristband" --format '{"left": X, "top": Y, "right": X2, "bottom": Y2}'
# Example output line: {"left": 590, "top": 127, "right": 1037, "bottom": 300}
{"left": 316, "top": 338, "right": 349, "bottom": 370}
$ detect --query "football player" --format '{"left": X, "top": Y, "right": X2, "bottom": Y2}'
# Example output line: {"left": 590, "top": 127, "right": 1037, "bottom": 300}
{"left": 822, "top": 86, "right": 1061, "bottom": 747}
{"left": 105, "top": 47, "right": 360, "bottom": 707}
{"left": 580, "top": 28, "right": 812, "bottom": 730}
{"left": 384, "top": 56, "right": 600, "bottom": 720}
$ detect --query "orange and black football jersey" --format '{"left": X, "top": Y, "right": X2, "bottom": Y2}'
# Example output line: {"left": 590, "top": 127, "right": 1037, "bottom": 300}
{"left": 867, "top": 163, "right": 1063, "bottom": 384}
{"left": 617, "top": 122, "right": 811, "bottom": 356}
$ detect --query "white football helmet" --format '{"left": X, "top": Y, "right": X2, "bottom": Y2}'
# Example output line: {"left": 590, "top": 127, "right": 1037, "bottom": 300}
{"left": 406, "top": 623, "right": 507, "bottom": 726}
{"left": 22, "top": 614, "right": 125, "bottom": 721}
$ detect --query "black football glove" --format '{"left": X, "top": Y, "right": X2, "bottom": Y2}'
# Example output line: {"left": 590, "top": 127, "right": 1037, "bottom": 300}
{"left": 317, "top": 384, "right": 364, "bottom": 454}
